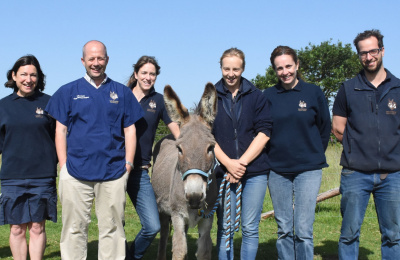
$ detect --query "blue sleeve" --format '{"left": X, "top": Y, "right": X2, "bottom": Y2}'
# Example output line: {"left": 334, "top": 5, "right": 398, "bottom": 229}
{"left": 316, "top": 88, "right": 331, "bottom": 151}
{"left": 123, "top": 87, "right": 144, "bottom": 127}
{"left": 254, "top": 90, "right": 273, "bottom": 137}
{"left": 45, "top": 85, "right": 70, "bottom": 126}
{"left": 332, "top": 84, "right": 347, "bottom": 117}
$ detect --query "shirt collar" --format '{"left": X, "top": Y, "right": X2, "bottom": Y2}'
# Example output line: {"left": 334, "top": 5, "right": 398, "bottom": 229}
{"left": 360, "top": 69, "right": 391, "bottom": 89}
{"left": 84, "top": 73, "right": 108, "bottom": 88}
{"left": 276, "top": 79, "right": 303, "bottom": 93}
{"left": 11, "top": 91, "right": 40, "bottom": 100}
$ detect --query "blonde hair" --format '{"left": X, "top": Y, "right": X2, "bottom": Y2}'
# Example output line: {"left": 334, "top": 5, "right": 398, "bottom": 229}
{"left": 219, "top": 47, "right": 245, "bottom": 69}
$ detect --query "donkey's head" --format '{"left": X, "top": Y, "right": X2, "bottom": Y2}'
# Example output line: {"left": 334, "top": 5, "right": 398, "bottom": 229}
{"left": 164, "top": 83, "right": 217, "bottom": 209}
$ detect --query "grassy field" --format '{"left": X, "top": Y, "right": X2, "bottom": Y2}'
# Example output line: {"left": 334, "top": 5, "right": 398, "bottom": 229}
{"left": 0, "top": 144, "right": 381, "bottom": 259}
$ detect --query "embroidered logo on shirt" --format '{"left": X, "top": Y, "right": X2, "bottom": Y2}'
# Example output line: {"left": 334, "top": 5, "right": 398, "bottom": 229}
{"left": 149, "top": 100, "right": 156, "bottom": 109}
{"left": 36, "top": 107, "right": 44, "bottom": 114}
{"left": 110, "top": 91, "right": 119, "bottom": 104}
{"left": 147, "top": 99, "right": 156, "bottom": 113}
{"left": 387, "top": 98, "right": 397, "bottom": 115}
{"left": 73, "top": 95, "right": 90, "bottom": 100}
{"left": 298, "top": 100, "right": 307, "bottom": 111}
{"left": 35, "top": 107, "right": 44, "bottom": 118}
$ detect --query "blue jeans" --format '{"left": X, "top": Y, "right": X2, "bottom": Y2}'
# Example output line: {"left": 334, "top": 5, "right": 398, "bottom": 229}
{"left": 268, "top": 170, "right": 321, "bottom": 260}
{"left": 126, "top": 169, "right": 161, "bottom": 259}
{"left": 339, "top": 169, "right": 400, "bottom": 260}
{"left": 217, "top": 174, "right": 268, "bottom": 260}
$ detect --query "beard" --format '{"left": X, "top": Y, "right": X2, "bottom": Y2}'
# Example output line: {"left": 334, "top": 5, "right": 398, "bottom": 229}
{"left": 363, "top": 58, "right": 383, "bottom": 74}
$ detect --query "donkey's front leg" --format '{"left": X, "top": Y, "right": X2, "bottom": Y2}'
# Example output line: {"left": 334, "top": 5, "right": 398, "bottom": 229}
{"left": 196, "top": 217, "right": 213, "bottom": 260}
{"left": 157, "top": 213, "right": 171, "bottom": 260}
{"left": 171, "top": 214, "right": 187, "bottom": 260}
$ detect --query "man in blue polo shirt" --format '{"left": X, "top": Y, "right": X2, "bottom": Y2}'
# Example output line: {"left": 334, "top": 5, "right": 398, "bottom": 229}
{"left": 46, "top": 40, "right": 143, "bottom": 260}
{"left": 332, "top": 29, "right": 400, "bottom": 259}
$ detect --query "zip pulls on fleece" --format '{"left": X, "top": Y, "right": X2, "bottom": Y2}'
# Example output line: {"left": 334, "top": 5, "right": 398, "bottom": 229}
{"left": 222, "top": 93, "right": 241, "bottom": 159}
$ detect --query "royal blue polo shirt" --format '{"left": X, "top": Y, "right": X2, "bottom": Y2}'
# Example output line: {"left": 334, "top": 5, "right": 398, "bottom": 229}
{"left": 133, "top": 87, "right": 172, "bottom": 167}
{"left": 45, "top": 78, "right": 143, "bottom": 181}
{"left": 0, "top": 91, "right": 57, "bottom": 179}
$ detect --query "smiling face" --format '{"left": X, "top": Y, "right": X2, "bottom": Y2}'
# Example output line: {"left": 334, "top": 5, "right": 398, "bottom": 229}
{"left": 81, "top": 41, "right": 109, "bottom": 85}
{"left": 273, "top": 54, "right": 299, "bottom": 90}
{"left": 134, "top": 63, "right": 157, "bottom": 93}
{"left": 12, "top": 65, "right": 38, "bottom": 97}
{"left": 221, "top": 55, "right": 244, "bottom": 91}
{"left": 357, "top": 36, "right": 384, "bottom": 75}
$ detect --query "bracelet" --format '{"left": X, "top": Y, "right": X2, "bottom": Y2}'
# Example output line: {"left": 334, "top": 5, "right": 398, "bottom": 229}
{"left": 126, "top": 161, "right": 134, "bottom": 169}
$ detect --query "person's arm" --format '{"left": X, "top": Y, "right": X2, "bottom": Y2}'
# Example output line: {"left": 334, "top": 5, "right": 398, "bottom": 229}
{"left": 239, "top": 132, "right": 270, "bottom": 166}
{"left": 316, "top": 90, "right": 332, "bottom": 151}
{"left": 55, "top": 121, "right": 68, "bottom": 168}
{"left": 214, "top": 143, "right": 246, "bottom": 183}
{"left": 124, "top": 124, "right": 137, "bottom": 173}
{"left": 167, "top": 122, "right": 180, "bottom": 139}
{"left": 332, "top": 115, "right": 347, "bottom": 143}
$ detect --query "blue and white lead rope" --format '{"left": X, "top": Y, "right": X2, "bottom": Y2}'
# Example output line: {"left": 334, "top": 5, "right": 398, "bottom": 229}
{"left": 199, "top": 172, "right": 242, "bottom": 252}
{"left": 224, "top": 175, "right": 242, "bottom": 251}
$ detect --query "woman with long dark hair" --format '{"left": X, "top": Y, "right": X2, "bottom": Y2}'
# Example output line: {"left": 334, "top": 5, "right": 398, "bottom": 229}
{"left": 125, "top": 55, "right": 179, "bottom": 259}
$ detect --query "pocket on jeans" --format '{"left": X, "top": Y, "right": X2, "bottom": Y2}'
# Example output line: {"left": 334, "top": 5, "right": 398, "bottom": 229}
{"left": 341, "top": 168, "right": 355, "bottom": 176}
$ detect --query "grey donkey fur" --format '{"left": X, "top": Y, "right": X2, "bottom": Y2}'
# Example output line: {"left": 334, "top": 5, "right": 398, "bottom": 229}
{"left": 151, "top": 83, "right": 218, "bottom": 260}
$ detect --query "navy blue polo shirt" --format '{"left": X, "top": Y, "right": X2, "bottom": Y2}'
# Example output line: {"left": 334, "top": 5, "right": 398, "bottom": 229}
{"left": 134, "top": 87, "right": 172, "bottom": 167}
{"left": 264, "top": 80, "right": 331, "bottom": 173}
{"left": 0, "top": 91, "right": 57, "bottom": 179}
{"left": 45, "top": 78, "right": 143, "bottom": 181}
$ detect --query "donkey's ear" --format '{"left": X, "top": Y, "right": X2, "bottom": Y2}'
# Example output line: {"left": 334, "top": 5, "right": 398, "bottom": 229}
{"left": 197, "top": 82, "right": 217, "bottom": 127}
{"left": 164, "top": 85, "right": 189, "bottom": 125}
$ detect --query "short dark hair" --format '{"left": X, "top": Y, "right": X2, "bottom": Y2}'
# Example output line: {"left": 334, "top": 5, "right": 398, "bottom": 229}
{"left": 5, "top": 55, "right": 46, "bottom": 92}
{"left": 127, "top": 56, "right": 161, "bottom": 89}
{"left": 353, "top": 29, "right": 384, "bottom": 53}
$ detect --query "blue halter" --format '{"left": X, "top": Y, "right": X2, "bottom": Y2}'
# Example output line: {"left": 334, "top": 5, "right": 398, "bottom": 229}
{"left": 180, "top": 153, "right": 218, "bottom": 182}
{"left": 181, "top": 168, "right": 211, "bottom": 180}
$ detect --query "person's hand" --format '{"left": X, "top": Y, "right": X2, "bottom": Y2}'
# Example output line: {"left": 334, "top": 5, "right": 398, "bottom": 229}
{"left": 225, "top": 172, "right": 240, "bottom": 183}
{"left": 225, "top": 159, "right": 247, "bottom": 180}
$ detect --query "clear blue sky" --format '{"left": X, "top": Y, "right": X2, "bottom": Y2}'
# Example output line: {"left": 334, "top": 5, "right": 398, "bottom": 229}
{"left": 1, "top": 0, "right": 399, "bottom": 109}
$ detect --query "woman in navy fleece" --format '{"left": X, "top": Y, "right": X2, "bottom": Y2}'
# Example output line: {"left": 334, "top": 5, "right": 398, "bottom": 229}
{"left": 264, "top": 46, "right": 330, "bottom": 260}
{"left": 213, "top": 48, "right": 272, "bottom": 260}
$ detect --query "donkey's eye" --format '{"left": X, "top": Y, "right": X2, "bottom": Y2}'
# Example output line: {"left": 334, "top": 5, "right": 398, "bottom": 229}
{"left": 177, "top": 145, "right": 183, "bottom": 155}
{"left": 207, "top": 145, "right": 214, "bottom": 155}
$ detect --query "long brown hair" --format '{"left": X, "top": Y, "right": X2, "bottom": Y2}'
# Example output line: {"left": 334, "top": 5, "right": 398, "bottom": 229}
{"left": 127, "top": 56, "right": 161, "bottom": 89}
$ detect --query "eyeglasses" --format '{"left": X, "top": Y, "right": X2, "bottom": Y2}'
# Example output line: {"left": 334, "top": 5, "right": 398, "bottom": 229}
{"left": 358, "top": 48, "right": 382, "bottom": 59}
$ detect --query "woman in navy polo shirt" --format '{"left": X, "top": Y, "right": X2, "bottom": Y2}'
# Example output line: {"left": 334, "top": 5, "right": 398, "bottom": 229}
{"left": 213, "top": 48, "right": 272, "bottom": 259}
{"left": 125, "top": 56, "right": 180, "bottom": 259}
{"left": 0, "top": 55, "right": 57, "bottom": 259}
{"left": 264, "top": 46, "right": 330, "bottom": 259}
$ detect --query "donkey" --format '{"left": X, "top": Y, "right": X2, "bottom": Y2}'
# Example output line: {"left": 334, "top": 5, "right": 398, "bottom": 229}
{"left": 151, "top": 83, "right": 218, "bottom": 260}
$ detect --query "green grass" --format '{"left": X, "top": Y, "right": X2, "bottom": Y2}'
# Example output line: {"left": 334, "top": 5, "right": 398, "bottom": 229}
{"left": 0, "top": 145, "right": 381, "bottom": 259}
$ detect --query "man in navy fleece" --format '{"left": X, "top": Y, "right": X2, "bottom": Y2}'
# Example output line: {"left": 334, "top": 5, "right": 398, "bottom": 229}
{"left": 46, "top": 40, "right": 143, "bottom": 260}
{"left": 332, "top": 29, "right": 400, "bottom": 259}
